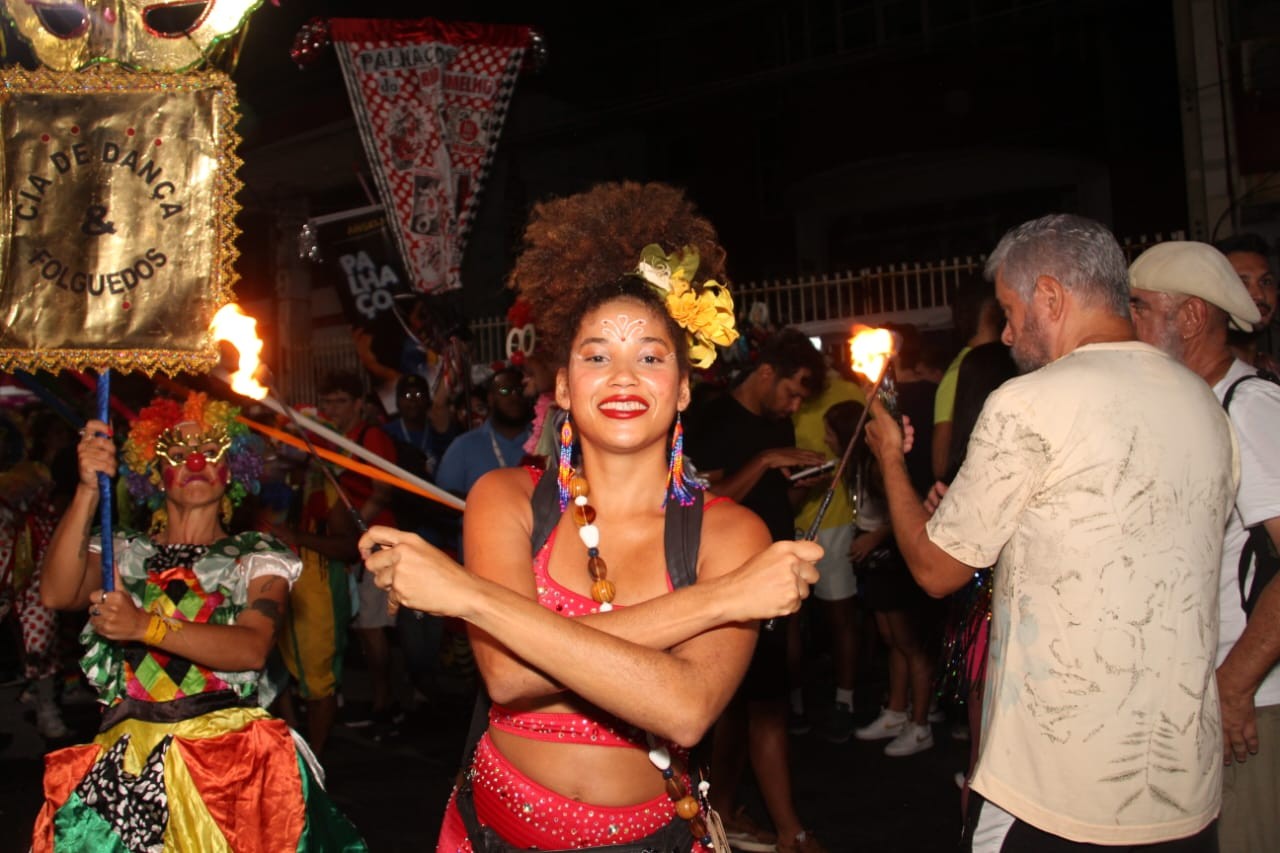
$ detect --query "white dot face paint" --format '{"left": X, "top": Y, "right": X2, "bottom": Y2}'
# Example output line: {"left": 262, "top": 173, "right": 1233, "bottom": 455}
{"left": 600, "top": 314, "right": 646, "bottom": 343}
{"left": 566, "top": 301, "right": 680, "bottom": 376}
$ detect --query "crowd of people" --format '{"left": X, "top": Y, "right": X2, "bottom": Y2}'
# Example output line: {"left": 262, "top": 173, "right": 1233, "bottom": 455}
{"left": 1, "top": 183, "right": 1278, "bottom": 852}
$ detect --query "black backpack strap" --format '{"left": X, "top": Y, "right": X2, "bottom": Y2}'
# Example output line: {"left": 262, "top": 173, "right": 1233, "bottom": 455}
{"left": 459, "top": 467, "right": 556, "bottom": 769}
{"left": 1223, "top": 369, "right": 1280, "bottom": 411}
{"left": 1241, "top": 530, "right": 1261, "bottom": 613}
{"left": 1221, "top": 369, "right": 1280, "bottom": 616}
{"left": 530, "top": 465, "right": 562, "bottom": 556}
{"left": 663, "top": 490, "right": 704, "bottom": 590}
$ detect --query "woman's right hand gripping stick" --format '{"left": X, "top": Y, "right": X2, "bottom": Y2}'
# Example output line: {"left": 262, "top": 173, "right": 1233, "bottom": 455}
{"left": 718, "top": 539, "right": 823, "bottom": 623}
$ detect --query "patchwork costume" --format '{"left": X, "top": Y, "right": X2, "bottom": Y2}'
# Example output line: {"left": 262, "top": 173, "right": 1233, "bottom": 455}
{"left": 33, "top": 531, "right": 367, "bottom": 852}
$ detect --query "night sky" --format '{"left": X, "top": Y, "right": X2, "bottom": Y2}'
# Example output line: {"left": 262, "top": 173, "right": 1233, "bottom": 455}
{"left": 3, "top": 0, "right": 1191, "bottom": 315}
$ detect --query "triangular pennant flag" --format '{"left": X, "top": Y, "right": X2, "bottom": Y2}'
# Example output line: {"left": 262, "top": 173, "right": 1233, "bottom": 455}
{"left": 331, "top": 18, "right": 531, "bottom": 293}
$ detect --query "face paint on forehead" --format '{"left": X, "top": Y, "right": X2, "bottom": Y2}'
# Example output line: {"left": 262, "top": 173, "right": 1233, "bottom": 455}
{"left": 599, "top": 314, "right": 647, "bottom": 342}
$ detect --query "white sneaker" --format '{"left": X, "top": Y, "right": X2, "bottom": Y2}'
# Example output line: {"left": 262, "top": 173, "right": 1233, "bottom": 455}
{"left": 854, "top": 707, "right": 908, "bottom": 741}
{"left": 36, "top": 700, "right": 70, "bottom": 740}
{"left": 884, "top": 722, "right": 934, "bottom": 757}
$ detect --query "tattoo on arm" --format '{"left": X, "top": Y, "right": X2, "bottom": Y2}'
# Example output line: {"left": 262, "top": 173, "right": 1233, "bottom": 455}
{"left": 248, "top": 598, "right": 283, "bottom": 629}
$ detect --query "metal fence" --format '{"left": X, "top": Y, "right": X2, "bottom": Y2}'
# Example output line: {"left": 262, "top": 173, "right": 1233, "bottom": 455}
{"left": 282, "top": 231, "right": 1184, "bottom": 399}
{"left": 468, "top": 232, "right": 1184, "bottom": 363}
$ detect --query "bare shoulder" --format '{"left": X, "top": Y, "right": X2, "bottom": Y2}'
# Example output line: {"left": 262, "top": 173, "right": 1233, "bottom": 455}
{"left": 701, "top": 493, "right": 767, "bottom": 534}
{"left": 463, "top": 468, "right": 538, "bottom": 582}
{"left": 698, "top": 492, "right": 771, "bottom": 578}
{"left": 467, "top": 466, "right": 537, "bottom": 508}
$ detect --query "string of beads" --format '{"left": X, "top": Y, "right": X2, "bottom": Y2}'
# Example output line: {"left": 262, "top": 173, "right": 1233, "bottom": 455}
{"left": 566, "top": 473, "right": 716, "bottom": 846}
{"left": 567, "top": 475, "right": 616, "bottom": 611}
{"left": 648, "top": 737, "right": 715, "bottom": 847}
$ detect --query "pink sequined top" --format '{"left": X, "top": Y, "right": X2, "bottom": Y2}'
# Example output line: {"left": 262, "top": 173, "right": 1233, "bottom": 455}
{"left": 532, "top": 526, "right": 676, "bottom": 617}
{"left": 488, "top": 526, "right": 662, "bottom": 748}
{"left": 489, "top": 486, "right": 732, "bottom": 750}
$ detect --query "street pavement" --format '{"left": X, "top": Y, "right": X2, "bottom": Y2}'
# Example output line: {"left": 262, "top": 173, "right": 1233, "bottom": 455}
{"left": 1, "top": 631, "right": 967, "bottom": 852}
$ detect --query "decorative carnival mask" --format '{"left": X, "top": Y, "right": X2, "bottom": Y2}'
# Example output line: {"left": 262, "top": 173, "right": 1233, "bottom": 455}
{"left": 4, "top": 0, "right": 262, "bottom": 71}
{"left": 634, "top": 244, "right": 739, "bottom": 369}
{"left": 152, "top": 423, "right": 232, "bottom": 469}
{"left": 123, "top": 392, "right": 261, "bottom": 514}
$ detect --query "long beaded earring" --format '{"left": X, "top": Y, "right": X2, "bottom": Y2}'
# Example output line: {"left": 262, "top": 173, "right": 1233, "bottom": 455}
{"left": 664, "top": 412, "right": 698, "bottom": 507}
{"left": 557, "top": 412, "right": 575, "bottom": 511}
{"left": 220, "top": 495, "right": 234, "bottom": 526}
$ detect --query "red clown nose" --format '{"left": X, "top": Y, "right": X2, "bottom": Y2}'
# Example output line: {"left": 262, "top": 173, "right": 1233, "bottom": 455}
{"left": 184, "top": 453, "right": 207, "bottom": 472}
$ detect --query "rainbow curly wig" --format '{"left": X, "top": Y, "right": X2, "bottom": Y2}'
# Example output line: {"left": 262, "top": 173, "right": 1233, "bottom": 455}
{"left": 122, "top": 392, "right": 263, "bottom": 514}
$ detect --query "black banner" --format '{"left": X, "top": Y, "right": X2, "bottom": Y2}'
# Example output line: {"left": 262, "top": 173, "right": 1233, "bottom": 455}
{"left": 307, "top": 204, "right": 411, "bottom": 371}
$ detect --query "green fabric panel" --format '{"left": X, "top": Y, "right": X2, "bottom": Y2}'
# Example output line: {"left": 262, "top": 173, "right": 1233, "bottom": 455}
{"left": 53, "top": 792, "right": 132, "bottom": 853}
{"left": 294, "top": 753, "right": 369, "bottom": 852}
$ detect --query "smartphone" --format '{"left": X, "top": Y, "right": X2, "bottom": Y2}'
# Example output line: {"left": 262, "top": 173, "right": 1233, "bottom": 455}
{"left": 788, "top": 459, "right": 836, "bottom": 482}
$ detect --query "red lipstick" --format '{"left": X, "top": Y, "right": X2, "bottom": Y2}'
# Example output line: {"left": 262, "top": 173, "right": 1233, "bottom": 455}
{"left": 598, "top": 395, "right": 649, "bottom": 419}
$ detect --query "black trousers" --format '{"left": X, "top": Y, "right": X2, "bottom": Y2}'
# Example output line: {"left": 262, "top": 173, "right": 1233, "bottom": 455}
{"left": 962, "top": 792, "right": 1218, "bottom": 853}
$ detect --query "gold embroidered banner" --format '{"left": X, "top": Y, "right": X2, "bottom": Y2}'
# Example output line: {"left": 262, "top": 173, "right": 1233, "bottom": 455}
{"left": 0, "top": 65, "right": 242, "bottom": 374}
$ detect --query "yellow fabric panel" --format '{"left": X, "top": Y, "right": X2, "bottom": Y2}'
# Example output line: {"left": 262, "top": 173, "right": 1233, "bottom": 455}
{"left": 94, "top": 707, "right": 267, "bottom": 771}
{"left": 162, "top": 744, "right": 233, "bottom": 853}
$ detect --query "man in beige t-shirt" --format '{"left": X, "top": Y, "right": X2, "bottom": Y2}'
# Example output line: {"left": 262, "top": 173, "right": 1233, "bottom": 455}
{"left": 866, "top": 215, "right": 1238, "bottom": 851}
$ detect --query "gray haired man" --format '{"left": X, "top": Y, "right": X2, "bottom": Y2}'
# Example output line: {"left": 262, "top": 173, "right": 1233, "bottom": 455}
{"left": 866, "top": 215, "right": 1237, "bottom": 851}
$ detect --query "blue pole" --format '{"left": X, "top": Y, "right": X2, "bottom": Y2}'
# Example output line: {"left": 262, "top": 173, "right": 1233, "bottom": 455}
{"left": 96, "top": 369, "right": 114, "bottom": 592}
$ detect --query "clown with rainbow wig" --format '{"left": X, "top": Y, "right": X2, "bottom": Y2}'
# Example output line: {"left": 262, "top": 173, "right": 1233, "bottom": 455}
{"left": 33, "top": 392, "right": 367, "bottom": 851}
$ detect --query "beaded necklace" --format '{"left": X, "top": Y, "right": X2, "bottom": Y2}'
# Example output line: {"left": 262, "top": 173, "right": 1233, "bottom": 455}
{"left": 566, "top": 474, "right": 614, "bottom": 611}
{"left": 565, "top": 471, "right": 727, "bottom": 849}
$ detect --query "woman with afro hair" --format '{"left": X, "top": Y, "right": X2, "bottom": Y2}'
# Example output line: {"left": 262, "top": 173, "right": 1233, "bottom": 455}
{"left": 360, "top": 181, "right": 824, "bottom": 852}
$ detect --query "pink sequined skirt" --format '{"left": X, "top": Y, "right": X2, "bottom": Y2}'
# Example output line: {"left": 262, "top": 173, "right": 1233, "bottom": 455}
{"left": 437, "top": 733, "right": 699, "bottom": 852}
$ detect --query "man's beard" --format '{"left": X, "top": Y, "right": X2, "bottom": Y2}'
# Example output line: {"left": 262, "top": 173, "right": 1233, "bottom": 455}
{"left": 1010, "top": 311, "right": 1052, "bottom": 374}
{"left": 1149, "top": 320, "right": 1186, "bottom": 361}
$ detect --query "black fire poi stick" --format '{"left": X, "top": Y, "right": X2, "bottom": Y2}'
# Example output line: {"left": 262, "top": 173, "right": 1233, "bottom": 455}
{"left": 266, "top": 380, "right": 423, "bottom": 619}
{"left": 764, "top": 330, "right": 899, "bottom": 631}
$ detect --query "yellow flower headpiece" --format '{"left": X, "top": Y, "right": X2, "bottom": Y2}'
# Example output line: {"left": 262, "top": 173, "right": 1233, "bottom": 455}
{"left": 635, "top": 244, "right": 739, "bottom": 369}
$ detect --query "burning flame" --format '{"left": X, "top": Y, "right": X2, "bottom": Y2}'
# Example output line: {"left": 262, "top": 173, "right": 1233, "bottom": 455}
{"left": 848, "top": 326, "right": 895, "bottom": 384}
{"left": 210, "top": 303, "right": 269, "bottom": 400}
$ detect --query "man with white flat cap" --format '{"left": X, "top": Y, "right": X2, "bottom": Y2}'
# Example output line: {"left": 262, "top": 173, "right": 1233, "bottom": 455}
{"left": 1130, "top": 240, "right": 1280, "bottom": 853}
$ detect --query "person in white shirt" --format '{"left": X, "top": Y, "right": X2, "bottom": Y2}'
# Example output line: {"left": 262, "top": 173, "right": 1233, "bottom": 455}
{"left": 1130, "top": 240, "right": 1280, "bottom": 853}
{"left": 866, "top": 215, "right": 1237, "bottom": 851}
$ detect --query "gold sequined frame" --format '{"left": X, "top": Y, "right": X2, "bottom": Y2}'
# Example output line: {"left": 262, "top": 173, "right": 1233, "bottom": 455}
{"left": 0, "top": 65, "right": 242, "bottom": 375}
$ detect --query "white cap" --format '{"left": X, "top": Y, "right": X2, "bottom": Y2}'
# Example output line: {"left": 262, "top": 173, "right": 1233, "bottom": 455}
{"left": 1129, "top": 241, "right": 1261, "bottom": 332}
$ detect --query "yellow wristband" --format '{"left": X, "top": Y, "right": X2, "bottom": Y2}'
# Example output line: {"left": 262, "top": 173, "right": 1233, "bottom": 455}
{"left": 143, "top": 614, "right": 168, "bottom": 647}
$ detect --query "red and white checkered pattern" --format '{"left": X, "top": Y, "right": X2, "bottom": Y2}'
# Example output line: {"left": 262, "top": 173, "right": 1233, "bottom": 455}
{"left": 333, "top": 20, "right": 529, "bottom": 293}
